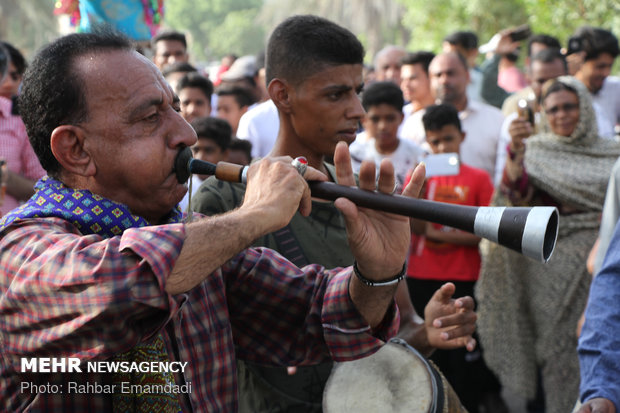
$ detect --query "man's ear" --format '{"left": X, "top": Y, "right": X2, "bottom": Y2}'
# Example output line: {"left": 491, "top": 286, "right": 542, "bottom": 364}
{"left": 268, "top": 78, "right": 292, "bottom": 114}
{"left": 50, "top": 125, "right": 96, "bottom": 177}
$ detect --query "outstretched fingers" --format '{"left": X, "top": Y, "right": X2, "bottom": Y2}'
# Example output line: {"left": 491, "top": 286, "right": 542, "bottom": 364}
{"left": 428, "top": 283, "right": 478, "bottom": 351}
{"left": 333, "top": 141, "right": 356, "bottom": 187}
{"left": 402, "top": 162, "right": 426, "bottom": 199}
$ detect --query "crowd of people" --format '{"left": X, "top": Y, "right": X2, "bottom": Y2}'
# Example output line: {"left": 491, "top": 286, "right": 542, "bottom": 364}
{"left": 0, "top": 11, "right": 619, "bottom": 413}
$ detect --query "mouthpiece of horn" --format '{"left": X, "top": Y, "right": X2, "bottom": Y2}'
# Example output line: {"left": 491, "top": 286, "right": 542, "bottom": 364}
{"left": 175, "top": 147, "right": 193, "bottom": 183}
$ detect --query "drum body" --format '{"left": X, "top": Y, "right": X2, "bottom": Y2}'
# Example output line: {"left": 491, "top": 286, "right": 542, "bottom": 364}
{"left": 323, "top": 338, "right": 467, "bottom": 413}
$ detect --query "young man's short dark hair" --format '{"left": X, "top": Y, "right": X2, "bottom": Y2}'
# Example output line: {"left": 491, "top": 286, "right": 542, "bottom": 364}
{"left": 443, "top": 31, "right": 478, "bottom": 50}
{"left": 151, "top": 30, "right": 187, "bottom": 49}
{"left": 401, "top": 51, "right": 436, "bottom": 74}
{"left": 176, "top": 72, "right": 214, "bottom": 101}
{"left": 361, "top": 81, "right": 404, "bottom": 112}
{"left": 20, "top": 27, "right": 133, "bottom": 175}
{"left": 190, "top": 117, "right": 232, "bottom": 151}
{"left": 568, "top": 26, "right": 619, "bottom": 61}
{"left": 526, "top": 34, "right": 561, "bottom": 57}
{"left": 216, "top": 84, "right": 257, "bottom": 109}
{"left": 266, "top": 15, "right": 365, "bottom": 86}
{"left": 422, "top": 103, "right": 462, "bottom": 132}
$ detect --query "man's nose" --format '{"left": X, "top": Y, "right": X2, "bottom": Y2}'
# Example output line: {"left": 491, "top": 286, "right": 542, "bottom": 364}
{"left": 347, "top": 95, "right": 365, "bottom": 120}
{"left": 171, "top": 113, "right": 197, "bottom": 148}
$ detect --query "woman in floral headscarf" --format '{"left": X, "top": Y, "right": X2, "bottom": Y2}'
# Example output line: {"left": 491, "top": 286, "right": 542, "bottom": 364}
{"left": 475, "top": 76, "right": 620, "bottom": 413}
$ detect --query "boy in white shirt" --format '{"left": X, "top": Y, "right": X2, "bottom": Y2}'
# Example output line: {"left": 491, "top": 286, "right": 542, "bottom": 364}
{"left": 350, "top": 81, "right": 426, "bottom": 192}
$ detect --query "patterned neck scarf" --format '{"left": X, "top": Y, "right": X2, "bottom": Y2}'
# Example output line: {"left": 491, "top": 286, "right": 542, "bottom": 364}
{"left": 1, "top": 176, "right": 183, "bottom": 413}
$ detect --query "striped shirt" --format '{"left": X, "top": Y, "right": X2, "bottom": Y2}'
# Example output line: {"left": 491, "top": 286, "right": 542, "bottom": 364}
{"left": 0, "top": 216, "right": 398, "bottom": 412}
{"left": 0, "top": 97, "right": 45, "bottom": 215}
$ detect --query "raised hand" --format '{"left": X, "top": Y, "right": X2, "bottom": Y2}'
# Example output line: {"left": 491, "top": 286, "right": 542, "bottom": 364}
{"left": 424, "top": 283, "right": 477, "bottom": 351}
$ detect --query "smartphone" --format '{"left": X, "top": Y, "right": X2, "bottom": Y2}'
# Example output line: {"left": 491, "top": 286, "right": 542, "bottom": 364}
{"left": 509, "top": 24, "right": 532, "bottom": 42}
{"left": 424, "top": 153, "right": 460, "bottom": 177}
{"left": 517, "top": 99, "right": 534, "bottom": 126}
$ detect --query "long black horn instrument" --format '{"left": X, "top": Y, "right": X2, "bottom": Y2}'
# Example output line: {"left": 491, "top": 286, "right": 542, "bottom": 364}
{"left": 175, "top": 147, "right": 559, "bottom": 263}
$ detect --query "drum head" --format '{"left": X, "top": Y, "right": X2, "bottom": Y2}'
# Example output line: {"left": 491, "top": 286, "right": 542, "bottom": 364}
{"left": 323, "top": 340, "right": 435, "bottom": 413}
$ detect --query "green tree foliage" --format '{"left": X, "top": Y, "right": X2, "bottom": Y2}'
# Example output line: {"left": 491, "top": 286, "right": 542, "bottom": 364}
{"left": 164, "top": 0, "right": 266, "bottom": 62}
{"left": 399, "top": 0, "right": 529, "bottom": 53}
{"left": 2, "top": 0, "right": 619, "bottom": 70}
{"left": 523, "top": 0, "right": 620, "bottom": 42}
{"left": 258, "top": 0, "right": 410, "bottom": 60}
{"left": 399, "top": 0, "right": 620, "bottom": 64}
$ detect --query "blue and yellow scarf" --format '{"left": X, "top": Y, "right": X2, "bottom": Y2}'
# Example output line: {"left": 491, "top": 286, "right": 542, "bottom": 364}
{"left": 1, "top": 176, "right": 183, "bottom": 412}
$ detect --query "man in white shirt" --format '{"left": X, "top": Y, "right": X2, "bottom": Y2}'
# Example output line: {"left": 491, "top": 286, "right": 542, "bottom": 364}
{"left": 403, "top": 52, "right": 503, "bottom": 181}
{"left": 399, "top": 51, "right": 436, "bottom": 143}
{"left": 442, "top": 31, "right": 483, "bottom": 103}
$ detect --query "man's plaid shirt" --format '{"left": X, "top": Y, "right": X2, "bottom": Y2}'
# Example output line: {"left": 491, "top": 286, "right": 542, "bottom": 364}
{"left": 0, "top": 217, "right": 398, "bottom": 412}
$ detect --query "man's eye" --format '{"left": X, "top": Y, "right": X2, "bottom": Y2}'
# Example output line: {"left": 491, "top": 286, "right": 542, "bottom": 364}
{"left": 145, "top": 113, "right": 159, "bottom": 122}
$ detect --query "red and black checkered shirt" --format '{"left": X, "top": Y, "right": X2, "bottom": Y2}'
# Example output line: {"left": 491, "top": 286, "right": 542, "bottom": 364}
{"left": 0, "top": 217, "right": 398, "bottom": 412}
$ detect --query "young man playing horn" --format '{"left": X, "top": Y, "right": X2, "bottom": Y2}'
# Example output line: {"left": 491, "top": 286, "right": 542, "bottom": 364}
{"left": 193, "top": 15, "right": 475, "bottom": 412}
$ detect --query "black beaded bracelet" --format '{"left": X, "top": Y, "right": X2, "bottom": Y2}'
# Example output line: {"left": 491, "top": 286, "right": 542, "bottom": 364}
{"left": 353, "top": 261, "right": 407, "bottom": 287}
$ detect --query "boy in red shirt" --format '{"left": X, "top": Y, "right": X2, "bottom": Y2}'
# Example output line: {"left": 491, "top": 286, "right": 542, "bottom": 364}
{"left": 406, "top": 103, "right": 508, "bottom": 413}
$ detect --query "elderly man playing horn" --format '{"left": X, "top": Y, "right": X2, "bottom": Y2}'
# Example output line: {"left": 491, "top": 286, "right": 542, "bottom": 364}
{"left": 0, "top": 27, "right": 428, "bottom": 412}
